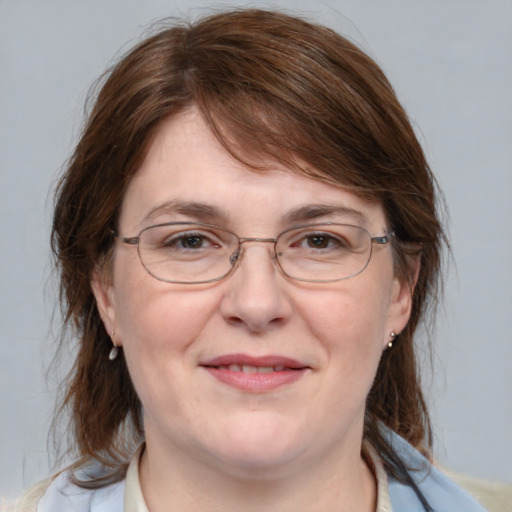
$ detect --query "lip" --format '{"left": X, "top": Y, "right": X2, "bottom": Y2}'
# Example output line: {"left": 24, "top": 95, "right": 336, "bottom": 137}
{"left": 200, "top": 353, "right": 310, "bottom": 393}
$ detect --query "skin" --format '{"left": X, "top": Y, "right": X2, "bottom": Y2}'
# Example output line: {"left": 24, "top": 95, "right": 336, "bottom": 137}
{"left": 92, "top": 108, "right": 414, "bottom": 512}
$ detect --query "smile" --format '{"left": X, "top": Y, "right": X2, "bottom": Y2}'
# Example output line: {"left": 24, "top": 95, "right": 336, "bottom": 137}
{"left": 213, "top": 364, "right": 293, "bottom": 373}
{"left": 201, "top": 354, "right": 310, "bottom": 392}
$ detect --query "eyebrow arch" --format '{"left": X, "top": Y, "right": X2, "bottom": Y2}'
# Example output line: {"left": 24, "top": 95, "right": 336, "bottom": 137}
{"left": 141, "top": 201, "right": 369, "bottom": 228}
{"left": 283, "top": 204, "right": 370, "bottom": 226}
{"left": 142, "top": 200, "right": 228, "bottom": 224}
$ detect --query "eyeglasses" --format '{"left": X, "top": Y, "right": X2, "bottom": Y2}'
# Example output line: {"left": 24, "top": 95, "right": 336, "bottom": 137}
{"left": 112, "top": 222, "right": 394, "bottom": 284}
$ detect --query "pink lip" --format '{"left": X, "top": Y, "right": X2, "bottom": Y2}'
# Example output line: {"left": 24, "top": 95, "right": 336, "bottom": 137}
{"left": 200, "top": 353, "right": 310, "bottom": 393}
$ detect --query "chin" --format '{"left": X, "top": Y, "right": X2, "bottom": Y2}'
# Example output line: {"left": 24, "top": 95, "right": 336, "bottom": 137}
{"left": 211, "top": 447, "right": 306, "bottom": 480}
{"left": 202, "top": 414, "right": 306, "bottom": 475}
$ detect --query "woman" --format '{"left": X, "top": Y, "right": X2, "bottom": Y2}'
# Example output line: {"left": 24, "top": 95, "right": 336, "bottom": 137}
{"left": 17, "top": 8, "right": 494, "bottom": 512}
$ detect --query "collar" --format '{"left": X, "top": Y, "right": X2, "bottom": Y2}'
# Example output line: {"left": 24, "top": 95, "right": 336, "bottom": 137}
{"left": 125, "top": 444, "right": 149, "bottom": 512}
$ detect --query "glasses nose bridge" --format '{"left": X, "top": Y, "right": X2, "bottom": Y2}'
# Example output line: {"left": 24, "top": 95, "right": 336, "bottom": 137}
{"left": 238, "top": 236, "right": 277, "bottom": 245}
{"left": 230, "top": 236, "right": 278, "bottom": 266}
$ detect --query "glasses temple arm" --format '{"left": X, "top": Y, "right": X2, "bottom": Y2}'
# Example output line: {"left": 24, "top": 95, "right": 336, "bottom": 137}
{"left": 111, "top": 229, "right": 139, "bottom": 245}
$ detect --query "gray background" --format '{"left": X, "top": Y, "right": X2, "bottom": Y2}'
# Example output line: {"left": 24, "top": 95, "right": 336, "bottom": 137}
{"left": 1, "top": 0, "right": 511, "bottom": 498}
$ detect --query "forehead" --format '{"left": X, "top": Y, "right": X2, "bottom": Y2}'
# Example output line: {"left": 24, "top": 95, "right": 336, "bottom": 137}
{"left": 119, "top": 109, "right": 387, "bottom": 233}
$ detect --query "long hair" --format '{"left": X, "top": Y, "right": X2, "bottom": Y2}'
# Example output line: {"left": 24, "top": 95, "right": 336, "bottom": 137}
{"left": 51, "top": 9, "right": 446, "bottom": 495}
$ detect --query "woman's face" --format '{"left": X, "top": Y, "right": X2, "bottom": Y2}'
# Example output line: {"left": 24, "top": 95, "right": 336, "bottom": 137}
{"left": 93, "top": 108, "right": 413, "bottom": 477}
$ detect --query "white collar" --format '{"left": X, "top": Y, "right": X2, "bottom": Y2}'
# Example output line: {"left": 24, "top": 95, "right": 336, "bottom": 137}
{"left": 124, "top": 444, "right": 149, "bottom": 512}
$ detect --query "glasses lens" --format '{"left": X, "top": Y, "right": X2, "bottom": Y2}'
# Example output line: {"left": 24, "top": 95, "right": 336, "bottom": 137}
{"left": 138, "top": 223, "right": 238, "bottom": 283}
{"left": 276, "top": 224, "right": 372, "bottom": 282}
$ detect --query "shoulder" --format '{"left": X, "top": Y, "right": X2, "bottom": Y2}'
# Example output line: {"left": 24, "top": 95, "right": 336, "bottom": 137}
{"left": 15, "top": 478, "right": 53, "bottom": 512}
{"left": 442, "top": 468, "right": 512, "bottom": 512}
{"left": 385, "top": 430, "right": 511, "bottom": 512}
{"left": 15, "top": 472, "right": 125, "bottom": 512}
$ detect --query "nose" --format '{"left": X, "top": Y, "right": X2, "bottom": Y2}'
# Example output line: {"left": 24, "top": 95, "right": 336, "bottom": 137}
{"left": 220, "top": 242, "right": 293, "bottom": 333}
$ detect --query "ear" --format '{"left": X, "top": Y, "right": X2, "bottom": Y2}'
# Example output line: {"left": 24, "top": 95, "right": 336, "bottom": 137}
{"left": 91, "top": 265, "right": 120, "bottom": 344}
{"left": 384, "top": 257, "right": 420, "bottom": 348}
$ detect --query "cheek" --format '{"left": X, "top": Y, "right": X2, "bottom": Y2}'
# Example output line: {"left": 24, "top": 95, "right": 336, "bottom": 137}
{"left": 116, "top": 283, "right": 215, "bottom": 351}
{"left": 299, "top": 279, "right": 392, "bottom": 352}
{"left": 112, "top": 278, "right": 218, "bottom": 417}
{"left": 289, "top": 284, "right": 391, "bottom": 439}
{"left": 110, "top": 254, "right": 219, "bottom": 381}
{"left": 297, "top": 278, "right": 393, "bottom": 400}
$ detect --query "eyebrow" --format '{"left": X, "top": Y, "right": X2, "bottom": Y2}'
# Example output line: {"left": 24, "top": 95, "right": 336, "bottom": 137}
{"left": 142, "top": 200, "right": 369, "bottom": 227}
{"left": 283, "top": 204, "right": 370, "bottom": 226}
{"left": 142, "top": 200, "right": 228, "bottom": 224}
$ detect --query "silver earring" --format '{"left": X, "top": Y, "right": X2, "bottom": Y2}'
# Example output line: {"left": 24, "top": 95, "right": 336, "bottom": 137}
{"left": 388, "top": 331, "right": 397, "bottom": 349}
{"left": 109, "top": 330, "right": 119, "bottom": 361}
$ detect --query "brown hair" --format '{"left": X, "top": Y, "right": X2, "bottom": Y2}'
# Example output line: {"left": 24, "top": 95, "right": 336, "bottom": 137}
{"left": 52, "top": 8, "right": 446, "bottom": 486}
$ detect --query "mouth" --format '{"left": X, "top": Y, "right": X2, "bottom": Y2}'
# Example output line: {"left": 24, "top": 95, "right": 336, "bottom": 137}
{"left": 209, "top": 364, "right": 298, "bottom": 374}
{"left": 201, "top": 354, "right": 309, "bottom": 371}
{"left": 200, "top": 354, "right": 310, "bottom": 392}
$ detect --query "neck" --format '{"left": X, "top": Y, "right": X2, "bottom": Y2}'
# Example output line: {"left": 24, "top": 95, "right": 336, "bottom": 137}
{"left": 139, "top": 435, "right": 377, "bottom": 512}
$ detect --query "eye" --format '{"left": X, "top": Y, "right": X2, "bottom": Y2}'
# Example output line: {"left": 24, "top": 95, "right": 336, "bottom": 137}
{"left": 163, "top": 231, "right": 220, "bottom": 250}
{"left": 295, "top": 232, "right": 348, "bottom": 251}
{"left": 304, "top": 233, "right": 339, "bottom": 249}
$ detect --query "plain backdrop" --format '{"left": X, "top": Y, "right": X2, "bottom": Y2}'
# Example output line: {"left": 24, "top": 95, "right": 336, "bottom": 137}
{"left": 1, "top": 0, "right": 511, "bottom": 498}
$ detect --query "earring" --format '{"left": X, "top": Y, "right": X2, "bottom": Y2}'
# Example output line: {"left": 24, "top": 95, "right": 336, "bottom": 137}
{"left": 388, "top": 331, "right": 397, "bottom": 349}
{"left": 109, "top": 330, "right": 119, "bottom": 361}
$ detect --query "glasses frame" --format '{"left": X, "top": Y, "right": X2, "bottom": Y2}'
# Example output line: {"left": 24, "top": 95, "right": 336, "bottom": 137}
{"left": 112, "top": 222, "right": 394, "bottom": 284}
